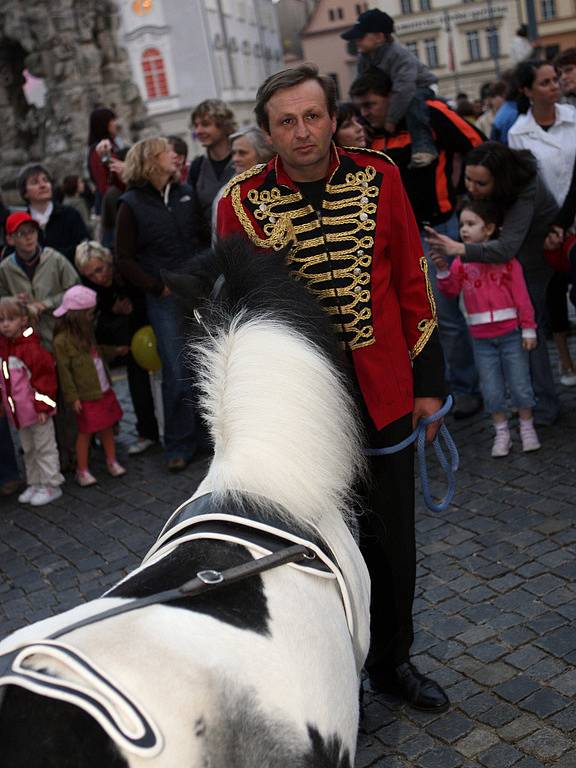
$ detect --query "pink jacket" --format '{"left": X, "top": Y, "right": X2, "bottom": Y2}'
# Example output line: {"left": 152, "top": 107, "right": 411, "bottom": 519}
{"left": 0, "top": 329, "right": 58, "bottom": 429}
{"left": 436, "top": 258, "right": 537, "bottom": 340}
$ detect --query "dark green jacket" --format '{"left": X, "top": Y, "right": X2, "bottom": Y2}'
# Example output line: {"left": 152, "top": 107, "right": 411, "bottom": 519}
{"left": 53, "top": 331, "right": 116, "bottom": 404}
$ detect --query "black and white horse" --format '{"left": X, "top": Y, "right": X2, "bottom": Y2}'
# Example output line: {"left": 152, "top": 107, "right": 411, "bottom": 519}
{"left": 0, "top": 240, "right": 370, "bottom": 767}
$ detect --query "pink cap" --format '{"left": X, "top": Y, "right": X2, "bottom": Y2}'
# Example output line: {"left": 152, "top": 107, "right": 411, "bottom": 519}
{"left": 53, "top": 285, "right": 97, "bottom": 317}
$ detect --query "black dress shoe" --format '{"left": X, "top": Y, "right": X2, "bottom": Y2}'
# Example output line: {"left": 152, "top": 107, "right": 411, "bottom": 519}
{"left": 452, "top": 394, "right": 482, "bottom": 420}
{"left": 369, "top": 662, "right": 450, "bottom": 713}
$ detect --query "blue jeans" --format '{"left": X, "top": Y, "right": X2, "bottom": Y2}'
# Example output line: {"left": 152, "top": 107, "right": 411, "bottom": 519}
{"left": 421, "top": 214, "right": 480, "bottom": 397}
{"left": 0, "top": 414, "right": 20, "bottom": 484}
{"left": 472, "top": 330, "right": 535, "bottom": 414}
{"left": 146, "top": 294, "right": 199, "bottom": 461}
{"left": 406, "top": 87, "right": 437, "bottom": 156}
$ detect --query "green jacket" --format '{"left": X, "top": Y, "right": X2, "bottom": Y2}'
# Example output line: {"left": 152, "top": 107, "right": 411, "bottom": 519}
{"left": 52, "top": 331, "right": 117, "bottom": 404}
{"left": 0, "top": 248, "right": 80, "bottom": 349}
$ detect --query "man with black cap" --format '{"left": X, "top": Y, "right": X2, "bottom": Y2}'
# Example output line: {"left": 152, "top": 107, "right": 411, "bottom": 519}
{"left": 341, "top": 8, "right": 438, "bottom": 168}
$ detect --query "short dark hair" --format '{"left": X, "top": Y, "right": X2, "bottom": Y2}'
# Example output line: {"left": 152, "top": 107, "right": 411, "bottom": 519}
{"left": 349, "top": 68, "right": 392, "bottom": 99}
{"left": 555, "top": 47, "right": 576, "bottom": 70}
{"left": 335, "top": 101, "right": 362, "bottom": 133}
{"left": 464, "top": 141, "right": 536, "bottom": 209}
{"left": 191, "top": 100, "right": 237, "bottom": 136}
{"left": 18, "top": 163, "right": 52, "bottom": 202}
{"left": 167, "top": 135, "right": 188, "bottom": 159}
{"left": 61, "top": 175, "right": 81, "bottom": 197}
{"left": 255, "top": 64, "right": 337, "bottom": 132}
{"left": 460, "top": 198, "right": 501, "bottom": 229}
{"left": 488, "top": 81, "right": 507, "bottom": 99}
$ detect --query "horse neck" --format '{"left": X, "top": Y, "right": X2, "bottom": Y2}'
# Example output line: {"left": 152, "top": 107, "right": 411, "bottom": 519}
{"left": 193, "top": 317, "right": 364, "bottom": 532}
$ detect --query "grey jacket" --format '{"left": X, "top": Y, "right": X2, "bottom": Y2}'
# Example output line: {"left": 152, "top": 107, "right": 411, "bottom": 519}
{"left": 358, "top": 41, "right": 437, "bottom": 125}
{"left": 461, "top": 176, "right": 558, "bottom": 285}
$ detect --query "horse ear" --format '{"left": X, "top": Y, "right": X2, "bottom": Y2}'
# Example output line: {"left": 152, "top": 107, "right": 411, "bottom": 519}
{"left": 161, "top": 270, "right": 210, "bottom": 307}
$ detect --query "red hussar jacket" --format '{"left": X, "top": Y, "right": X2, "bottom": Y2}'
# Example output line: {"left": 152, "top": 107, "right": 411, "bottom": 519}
{"left": 217, "top": 145, "right": 443, "bottom": 430}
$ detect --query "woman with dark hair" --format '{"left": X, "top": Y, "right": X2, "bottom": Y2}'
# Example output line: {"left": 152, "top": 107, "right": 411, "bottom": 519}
{"left": 509, "top": 60, "right": 576, "bottom": 385}
{"left": 87, "top": 107, "right": 126, "bottom": 211}
{"left": 334, "top": 102, "right": 367, "bottom": 148}
{"left": 425, "top": 141, "right": 560, "bottom": 424}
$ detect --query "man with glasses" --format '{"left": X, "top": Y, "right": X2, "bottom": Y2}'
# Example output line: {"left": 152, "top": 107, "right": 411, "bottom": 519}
{"left": 0, "top": 212, "right": 79, "bottom": 349}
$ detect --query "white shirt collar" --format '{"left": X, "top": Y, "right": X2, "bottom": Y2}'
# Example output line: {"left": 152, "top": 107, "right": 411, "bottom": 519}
{"left": 29, "top": 202, "right": 53, "bottom": 228}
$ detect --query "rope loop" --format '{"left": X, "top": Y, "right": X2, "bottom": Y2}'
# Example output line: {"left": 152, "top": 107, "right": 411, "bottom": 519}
{"left": 364, "top": 395, "right": 459, "bottom": 512}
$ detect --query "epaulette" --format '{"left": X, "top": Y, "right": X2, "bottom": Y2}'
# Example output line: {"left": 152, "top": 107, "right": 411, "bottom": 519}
{"left": 221, "top": 163, "right": 267, "bottom": 198}
{"left": 342, "top": 145, "right": 396, "bottom": 167}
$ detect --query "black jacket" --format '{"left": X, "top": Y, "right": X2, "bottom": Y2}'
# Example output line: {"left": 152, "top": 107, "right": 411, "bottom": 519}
{"left": 36, "top": 203, "right": 90, "bottom": 263}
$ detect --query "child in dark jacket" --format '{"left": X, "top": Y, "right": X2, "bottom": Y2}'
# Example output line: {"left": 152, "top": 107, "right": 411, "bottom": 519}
{"left": 0, "top": 297, "right": 64, "bottom": 505}
{"left": 53, "top": 285, "right": 128, "bottom": 487}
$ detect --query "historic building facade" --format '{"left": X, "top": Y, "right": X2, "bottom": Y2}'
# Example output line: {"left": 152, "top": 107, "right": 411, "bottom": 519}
{"left": 118, "top": 0, "right": 283, "bottom": 148}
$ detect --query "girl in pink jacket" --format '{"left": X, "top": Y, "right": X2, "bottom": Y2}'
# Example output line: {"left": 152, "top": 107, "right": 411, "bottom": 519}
{"left": 0, "top": 297, "right": 64, "bottom": 505}
{"left": 431, "top": 199, "right": 540, "bottom": 458}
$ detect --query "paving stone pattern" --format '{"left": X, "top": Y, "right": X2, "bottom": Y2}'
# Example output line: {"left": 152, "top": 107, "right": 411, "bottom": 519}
{"left": 1, "top": 363, "right": 576, "bottom": 766}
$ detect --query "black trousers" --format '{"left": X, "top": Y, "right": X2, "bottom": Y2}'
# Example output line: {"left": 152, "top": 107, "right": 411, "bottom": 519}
{"left": 126, "top": 353, "right": 159, "bottom": 442}
{"left": 358, "top": 413, "right": 416, "bottom": 680}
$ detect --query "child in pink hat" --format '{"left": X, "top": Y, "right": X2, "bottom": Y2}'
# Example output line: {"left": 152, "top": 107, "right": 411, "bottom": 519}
{"left": 52, "top": 286, "right": 129, "bottom": 486}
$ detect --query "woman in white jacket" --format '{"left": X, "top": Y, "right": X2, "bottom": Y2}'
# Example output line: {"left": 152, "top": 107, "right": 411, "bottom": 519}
{"left": 509, "top": 60, "right": 576, "bottom": 386}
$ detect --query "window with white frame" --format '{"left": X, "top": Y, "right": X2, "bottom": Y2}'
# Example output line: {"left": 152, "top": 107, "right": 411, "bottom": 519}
{"left": 405, "top": 41, "right": 420, "bottom": 60}
{"left": 141, "top": 47, "right": 169, "bottom": 99}
{"left": 486, "top": 26, "right": 499, "bottom": 58}
{"left": 541, "top": 0, "right": 556, "bottom": 19}
{"left": 466, "top": 30, "right": 481, "bottom": 61}
{"left": 424, "top": 38, "right": 438, "bottom": 68}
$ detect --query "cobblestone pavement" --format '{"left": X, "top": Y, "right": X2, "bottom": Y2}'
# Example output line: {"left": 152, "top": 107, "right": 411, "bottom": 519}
{"left": 1, "top": 361, "right": 575, "bottom": 767}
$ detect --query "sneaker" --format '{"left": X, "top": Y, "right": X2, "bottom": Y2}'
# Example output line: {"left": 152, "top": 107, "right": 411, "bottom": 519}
{"left": 18, "top": 485, "right": 37, "bottom": 504}
{"left": 76, "top": 469, "right": 97, "bottom": 487}
{"left": 560, "top": 367, "right": 576, "bottom": 386}
{"left": 409, "top": 151, "right": 438, "bottom": 169}
{"left": 520, "top": 423, "right": 541, "bottom": 453}
{"left": 491, "top": 431, "right": 512, "bottom": 458}
{"left": 107, "top": 461, "right": 126, "bottom": 478}
{"left": 30, "top": 486, "right": 63, "bottom": 506}
{"left": 128, "top": 438, "right": 155, "bottom": 456}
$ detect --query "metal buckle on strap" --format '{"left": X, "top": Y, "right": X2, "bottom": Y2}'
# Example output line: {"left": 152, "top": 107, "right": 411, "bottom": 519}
{"left": 196, "top": 569, "right": 224, "bottom": 584}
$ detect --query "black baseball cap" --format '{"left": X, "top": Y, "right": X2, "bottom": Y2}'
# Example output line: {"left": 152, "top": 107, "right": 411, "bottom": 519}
{"left": 340, "top": 9, "right": 394, "bottom": 41}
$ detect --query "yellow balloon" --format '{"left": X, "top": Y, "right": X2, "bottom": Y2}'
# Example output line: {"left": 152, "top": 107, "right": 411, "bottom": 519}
{"left": 131, "top": 325, "right": 162, "bottom": 372}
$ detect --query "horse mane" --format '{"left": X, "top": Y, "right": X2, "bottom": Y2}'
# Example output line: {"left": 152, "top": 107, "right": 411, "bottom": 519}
{"left": 188, "top": 239, "right": 366, "bottom": 532}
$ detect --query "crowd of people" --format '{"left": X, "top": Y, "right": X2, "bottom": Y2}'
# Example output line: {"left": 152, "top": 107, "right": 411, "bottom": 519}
{"left": 0, "top": 4, "right": 575, "bottom": 722}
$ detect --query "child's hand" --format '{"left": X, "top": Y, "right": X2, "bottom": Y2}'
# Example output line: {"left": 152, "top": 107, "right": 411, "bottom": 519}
{"left": 430, "top": 252, "right": 449, "bottom": 272}
{"left": 37, "top": 412, "right": 48, "bottom": 425}
{"left": 523, "top": 336, "right": 537, "bottom": 351}
{"left": 115, "top": 345, "right": 130, "bottom": 356}
{"left": 28, "top": 301, "right": 46, "bottom": 315}
{"left": 112, "top": 297, "right": 133, "bottom": 315}
{"left": 72, "top": 400, "right": 82, "bottom": 414}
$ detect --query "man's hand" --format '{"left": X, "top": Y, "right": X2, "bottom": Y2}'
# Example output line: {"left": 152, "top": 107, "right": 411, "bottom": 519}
{"left": 413, "top": 397, "right": 444, "bottom": 443}
{"left": 384, "top": 120, "right": 396, "bottom": 134}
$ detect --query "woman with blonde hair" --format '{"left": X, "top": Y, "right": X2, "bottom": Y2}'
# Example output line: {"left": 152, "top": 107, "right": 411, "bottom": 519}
{"left": 75, "top": 240, "right": 158, "bottom": 455}
{"left": 116, "top": 137, "right": 204, "bottom": 471}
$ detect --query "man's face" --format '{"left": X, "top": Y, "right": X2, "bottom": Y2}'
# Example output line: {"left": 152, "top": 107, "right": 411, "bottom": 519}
{"left": 264, "top": 79, "right": 336, "bottom": 181}
{"left": 352, "top": 91, "right": 390, "bottom": 131}
{"left": 356, "top": 32, "right": 387, "bottom": 54}
{"left": 7, "top": 224, "right": 39, "bottom": 260}
{"left": 193, "top": 117, "right": 227, "bottom": 149}
{"left": 558, "top": 63, "right": 576, "bottom": 96}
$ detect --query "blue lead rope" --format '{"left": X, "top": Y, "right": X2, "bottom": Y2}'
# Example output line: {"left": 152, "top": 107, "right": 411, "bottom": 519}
{"left": 364, "top": 395, "right": 459, "bottom": 513}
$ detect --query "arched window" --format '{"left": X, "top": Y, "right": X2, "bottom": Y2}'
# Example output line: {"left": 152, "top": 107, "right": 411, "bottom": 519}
{"left": 142, "top": 47, "right": 169, "bottom": 99}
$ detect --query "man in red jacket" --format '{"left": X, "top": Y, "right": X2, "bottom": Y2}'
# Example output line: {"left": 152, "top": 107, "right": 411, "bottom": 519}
{"left": 217, "top": 64, "right": 449, "bottom": 712}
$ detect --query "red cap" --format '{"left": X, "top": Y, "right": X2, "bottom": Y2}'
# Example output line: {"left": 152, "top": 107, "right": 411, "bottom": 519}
{"left": 6, "top": 212, "right": 40, "bottom": 236}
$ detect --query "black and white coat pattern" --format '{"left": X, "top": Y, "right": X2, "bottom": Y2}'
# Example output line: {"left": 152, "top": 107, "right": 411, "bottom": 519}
{"left": 0, "top": 241, "right": 371, "bottom": 768}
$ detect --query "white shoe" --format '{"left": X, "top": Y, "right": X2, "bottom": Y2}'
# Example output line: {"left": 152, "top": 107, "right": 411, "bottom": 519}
{"left": 30, "top": 486, "right": 63, "bottom": 506}
{"left": 128, "top": 438, "right": 155, "bottom": 456}
{"left": 18, "top": 486, "right": 37, "bottom": 504}
{"left": 560, "top": 367, "right": 576, "bottom": 386}
{"left": 520, "top": 423, "right": 541, "bottom": 452}
{"left": 491, "top": 431, "right": 511, "bottom": 458}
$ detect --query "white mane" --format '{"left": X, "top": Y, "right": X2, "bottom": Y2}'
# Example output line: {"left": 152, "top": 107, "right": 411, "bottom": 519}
{"left": 191, "top": 312, "right": 365, "bottom": 531}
